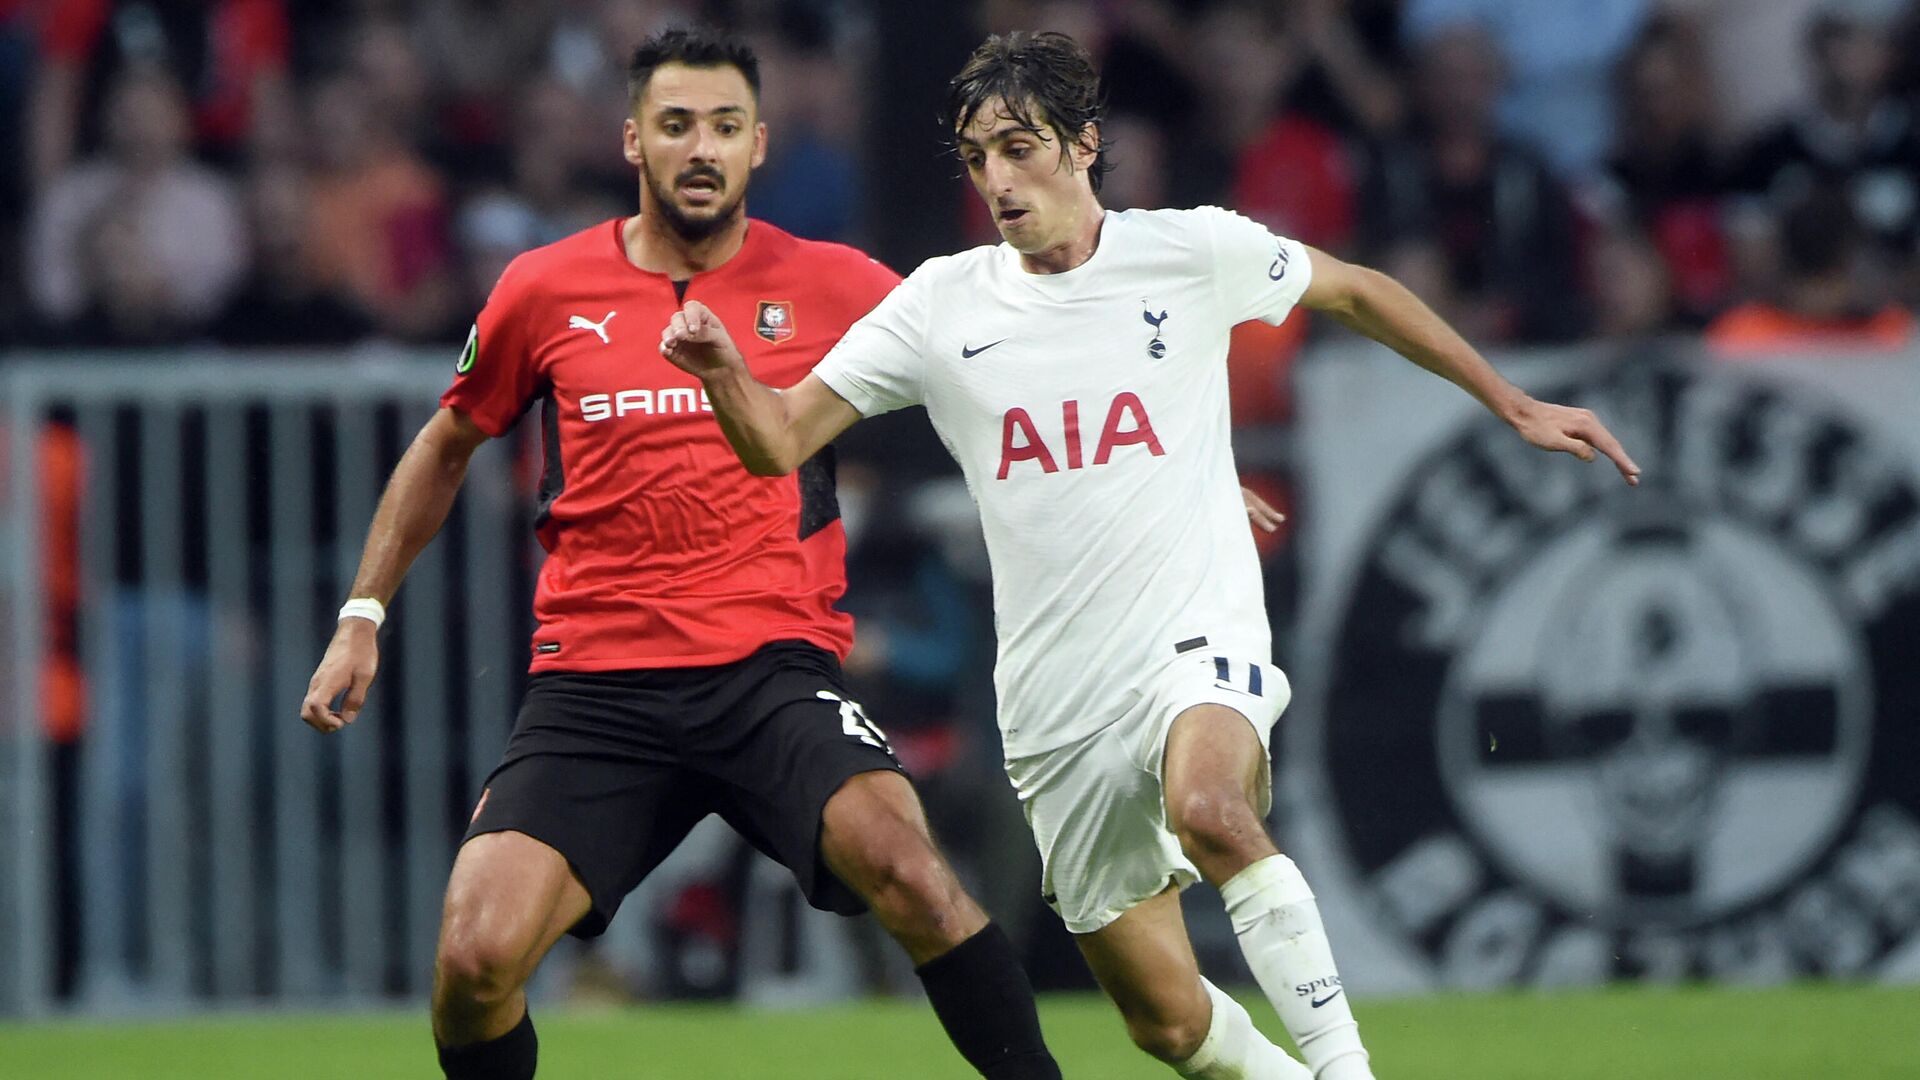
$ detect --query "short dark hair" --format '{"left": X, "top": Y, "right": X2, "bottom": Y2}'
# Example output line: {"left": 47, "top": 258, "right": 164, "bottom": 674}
{"left": 627, "top": 27, "right": 760, "bottom": 110}
{"left": 944, "top": 31, "right": 1111, "bottom": 193}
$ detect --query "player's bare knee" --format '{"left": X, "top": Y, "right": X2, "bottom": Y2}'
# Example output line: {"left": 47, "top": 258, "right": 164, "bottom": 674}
{"left": 435, "top": 929, "right": 529, "bottom": 1008}
{"left": 1170, "top": 785, "right": 1263, "bottom": 865}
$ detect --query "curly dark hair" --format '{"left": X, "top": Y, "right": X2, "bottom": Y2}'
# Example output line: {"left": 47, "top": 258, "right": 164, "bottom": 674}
{"left": 628, "top": 27, "right": 761, "bottom": 110}
{"left": 943, "top": 31, "right": 1112, "bottom": 193}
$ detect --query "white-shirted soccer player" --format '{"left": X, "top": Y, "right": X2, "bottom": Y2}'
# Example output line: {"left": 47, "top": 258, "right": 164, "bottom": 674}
{"left": 661, "top": 31, "right": 1640, "bottom": 1080}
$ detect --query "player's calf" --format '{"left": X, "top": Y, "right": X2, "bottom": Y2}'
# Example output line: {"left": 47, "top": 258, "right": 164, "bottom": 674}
{"left": 820, "top": 770, "right": 986, "bottom": 959}
{"left": 1219, "top": 855, "right": 1377, "bottom": 1080}
{"left": 1112, "top": 982, "right": 1211, "bottom": 1063}
{"left": 1164, "top": 708, "right": 1377, "bottom": 1078}
{"left": 1078, "top": 891, "right": 1311, "bottom": 1078}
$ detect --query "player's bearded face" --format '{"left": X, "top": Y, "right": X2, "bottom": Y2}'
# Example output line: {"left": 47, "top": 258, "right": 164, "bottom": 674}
{"left": 959, "top": 98, "right": 1100, "bottom": 255}
{"left": 643, "top": 153, "right": 749, "bottom": 241}
{"left": 627, "top": 64, "right": 765, "bottom": 242}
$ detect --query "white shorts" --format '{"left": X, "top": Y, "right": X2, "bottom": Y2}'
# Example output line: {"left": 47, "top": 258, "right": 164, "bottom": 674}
{"left": 1005, "top": 652, "right": 1291, "bottom": 934}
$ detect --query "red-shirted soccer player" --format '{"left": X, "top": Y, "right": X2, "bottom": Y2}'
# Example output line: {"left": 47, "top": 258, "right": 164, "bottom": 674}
{"left": 300, "top": 29, "right": 1060, "bottom": 1080}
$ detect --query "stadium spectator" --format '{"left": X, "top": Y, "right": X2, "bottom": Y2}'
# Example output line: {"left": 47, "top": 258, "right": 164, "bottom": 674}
{"left": 1232, "top": 113, "right": 1357, "bottom": 256}
{"left": 1227, "top": 0, "right": 1404, "bottom": 255}
{"left": 1275, "top": 0, "right": 1407, "bottom": 141}
{"left": 301, "top": 71, "right": 458, "bottom": 342}
{"left": 1707, "top": 187, "right": 1916, "bottom": 355}
{"left": 1185, "top": 4, "right": 1294, "bottom": 206}
{"left": 1587, "top": 226, "right": 1678, "bottom": 340}
{"left": 1076, "top": 0, "right": 1200, "bottom": 139}
{"left": 454, "top": 76, "right": 623, "bottom": 312}
{"left": 1098, "top": 112, "right": 1170, "bottom": 213}
{"left": 411, "top": 0, "right": 555, "bottom": 157}
{"left": 741, "top": 5, "right": 863, "bottom": 242}
{"left": 1661, "top": 0, "right": 1825, "bottom": 140}
{"left": 25, "top": 64, "right": 247, "bottom": 343}
{"left": 546, "top": 0, "right": 693, "bottom": 130}
{"left": 1598, "top": 13, "right": 1733, "bottom": 325}
{"left": 1403, "top": 0, "right": 1650, "bottom": 179}
{"left": 212, "top": 161, "right": 374, "bottom": 346}
{"left": 25, "top": 0, "right": 294, "bottom": 192}
{"left": 1727, "top": 0, "right": 1920, "bottom": 284}
{"left": 1358, "top": 23, "right": 1589, "bottom": 343}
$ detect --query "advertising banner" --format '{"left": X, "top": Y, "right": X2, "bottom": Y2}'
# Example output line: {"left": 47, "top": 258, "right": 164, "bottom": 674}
{"left": 1289, "top": 345, "right": 1920, "bottom": 991}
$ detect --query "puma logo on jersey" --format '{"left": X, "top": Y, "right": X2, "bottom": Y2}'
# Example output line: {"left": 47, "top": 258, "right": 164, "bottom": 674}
{"left": 998, "top": 392, "right": 1166, "bottom": 479}
{"left": 568, "top": 310, "right": 616, "bottom": 344}
{"left": 579, "top": 387, "right": 712, "bottom": 421}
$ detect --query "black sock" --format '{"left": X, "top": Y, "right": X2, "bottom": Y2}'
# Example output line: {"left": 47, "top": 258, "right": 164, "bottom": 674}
{"left": 915, "top": 922, "right": 1061, "bottom": 1080}
{"left": 437, "top": 1009, "right": 538, "bottom": 1080}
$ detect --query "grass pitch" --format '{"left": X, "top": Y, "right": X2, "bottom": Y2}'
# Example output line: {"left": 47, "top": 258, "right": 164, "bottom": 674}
{"left": 2, "top": 985, "right": 1915, "bottom": 1078}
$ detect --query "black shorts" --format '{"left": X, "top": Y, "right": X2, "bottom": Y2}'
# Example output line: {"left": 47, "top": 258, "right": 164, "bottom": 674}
{"left": 465, "top": 640, "right": 905, "bottom": 937}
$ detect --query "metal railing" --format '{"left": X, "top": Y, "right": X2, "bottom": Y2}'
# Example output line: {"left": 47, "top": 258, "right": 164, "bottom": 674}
{"left": 2, "top": 354, "right": 536, "bottom": 1016}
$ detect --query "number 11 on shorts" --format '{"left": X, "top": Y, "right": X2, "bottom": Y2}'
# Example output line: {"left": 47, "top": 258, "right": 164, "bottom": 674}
{"left": 1214, "top": 656, "right": 1265, "bottom": 697}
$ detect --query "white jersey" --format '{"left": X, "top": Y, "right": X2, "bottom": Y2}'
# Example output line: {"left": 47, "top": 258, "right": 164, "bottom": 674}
{"left": 813, "top": 206, "right": 1314, "bottom": 758}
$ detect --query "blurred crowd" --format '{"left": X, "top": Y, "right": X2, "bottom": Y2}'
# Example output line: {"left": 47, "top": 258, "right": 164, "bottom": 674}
{"left": 0, "top": 0, "right": 1916, "bottom": 359}
{"left": 0, "top": 0, "right": 1915, "bottom": 359}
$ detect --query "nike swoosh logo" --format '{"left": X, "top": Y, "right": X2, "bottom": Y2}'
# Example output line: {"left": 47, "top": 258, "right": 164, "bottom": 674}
{"left": 1310, "top": 988, "right": 1344, "bottom": 1008}
{"left": 961, "top": 339, "right": 1007, "bottom": 358}
{"left": 1268, "top": 250, "right": 1291, "bottom": 281}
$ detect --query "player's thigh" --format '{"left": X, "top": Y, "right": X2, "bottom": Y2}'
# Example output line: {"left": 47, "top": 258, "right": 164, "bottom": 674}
{"left": 698, "top": 643, "right": 908, "bottom": 915}
{"left": 1163, "top": 702, "right": 1270, "bottom": 813}
{"left": 469, "top": 672, "right": 716, "bottom": 938}
{"left": 1151, "top": 654, "right": 1291, "bottom": 817}
{"left": 437, "top": 830, "right": 592, "bottom": 985}
{"left": 1073, "top": 886, "right": 1211, "bottom": 1033}
{"left": 817, "top": 769, "right": 961, "bottom": 896}
{"left": 1010, "top": 717, "right": 1201, "bottom": 935}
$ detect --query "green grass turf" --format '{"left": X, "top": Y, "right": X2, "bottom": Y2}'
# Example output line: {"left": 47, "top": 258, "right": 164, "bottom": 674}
{"left": 2, "top": 985, "right": 1916, "bottom": 1079}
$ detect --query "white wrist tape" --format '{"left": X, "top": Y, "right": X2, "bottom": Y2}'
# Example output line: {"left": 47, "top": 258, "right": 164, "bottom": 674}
{"left": 338, "top": 597, "right": 387, "bottom": 628}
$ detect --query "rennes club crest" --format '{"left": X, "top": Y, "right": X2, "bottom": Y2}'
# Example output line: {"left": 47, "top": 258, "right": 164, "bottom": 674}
{"left": 756, "top": 301, "right": 794, "bottom": 343}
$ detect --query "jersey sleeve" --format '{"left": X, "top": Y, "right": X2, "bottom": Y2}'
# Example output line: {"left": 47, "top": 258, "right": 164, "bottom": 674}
{"left": 810, "top": 263, "right": 931, "bottom": 417}
{"left": 439, "top": 260, "right": 541, "bottom": 436}
{"left": 1200, "top": 205, "right": 1315, "bottom": 327}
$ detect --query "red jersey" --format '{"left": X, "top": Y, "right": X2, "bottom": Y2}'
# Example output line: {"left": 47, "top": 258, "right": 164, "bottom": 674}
{"left": 441, "top": 218, "right": 901, "bottom": 672}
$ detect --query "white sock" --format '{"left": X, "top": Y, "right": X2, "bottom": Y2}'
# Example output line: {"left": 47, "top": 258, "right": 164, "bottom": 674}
{"left": 1174, "top": 977, "right": 1313, "bottom": 1079}
{"left": 1220, "top": 855, "right": 1374, "bottom": 1080}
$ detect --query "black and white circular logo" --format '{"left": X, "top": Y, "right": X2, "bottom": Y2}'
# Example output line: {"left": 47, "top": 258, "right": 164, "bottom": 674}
{"left": 1316, "top": 364, "right": 1920, "bottom": 986}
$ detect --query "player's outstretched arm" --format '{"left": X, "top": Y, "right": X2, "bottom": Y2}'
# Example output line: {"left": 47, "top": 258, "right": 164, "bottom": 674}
{"left": 300, "top": 406, "right": 490, "bottom": 733}
{"left": 1297, "top": 246, "right": 1641, "bottom": 486}
{"left": 659, "top": 300, "right": 862, "bottom": 475}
